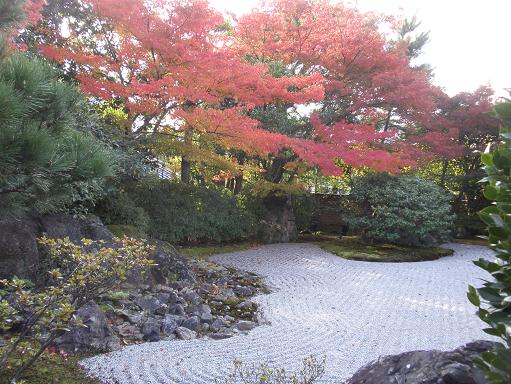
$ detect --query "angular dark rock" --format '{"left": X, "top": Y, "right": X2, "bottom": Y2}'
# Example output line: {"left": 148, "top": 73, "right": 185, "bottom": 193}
{"left": 155, "top": 292, "right": 171, "bottom": 304}
{"left": 346, "top": 340, "right": 498, "bottom": 384}
{"left": 210, "top": 318, "right": 228, "bottom": 332}
{"left": 55, "top": 300, "right": 120, "bottom": 353}
{"left": 182, "top": 316, "right": 201, "bottom": 332}
{"left": 258, "top": 194, "right": 297, "bottom": 243}
{"left": 162, "top": 315, "right": 180, "bottom": 336}
{"left": 115, "top": 323, "right": 143, "bottom": 341}
{"left": 149, "top": 240, "right": 196, "bottom": 284}
{"left": 168, "top": 303, "right": 186, "bottom": 316}
{"left": 181, "top": 289, "right": 202, "bottom": 305}
{"left": 234, "top": 286, "right": 254, "bottom": 297}
{"left": 135, "top": 295, "right": 163, "bottom": 314}
{"left": 141, "top": 318, "right": 161, "bottom": 342}
{"left": 39, "top": 214, "right": 113, "bottom": 243}
{"left": 0, "top": 216, "right": 40, "bottom": 279}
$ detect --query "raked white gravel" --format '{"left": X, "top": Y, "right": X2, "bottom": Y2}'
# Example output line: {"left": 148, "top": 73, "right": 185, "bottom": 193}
{"left": 81, "top": 242, "right": 495, "bottom": 383}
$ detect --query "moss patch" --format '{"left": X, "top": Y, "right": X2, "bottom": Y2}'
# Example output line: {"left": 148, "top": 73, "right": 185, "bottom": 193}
{"left": 454, "top": 238, "right": 488, "bottom": 246}
{"left": 177, "top": 242, "right": 258, "bottom": 261}
{"left": 0, "top": 352, "right": 97, "bottom": 384}
{"left": 308, "top": 236, "right": 454, "bottom": 262}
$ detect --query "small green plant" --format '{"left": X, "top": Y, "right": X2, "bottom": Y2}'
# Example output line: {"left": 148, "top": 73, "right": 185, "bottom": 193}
{"left": 0, "top": 237, "right": 153, "bottom": 383}
{"left": 467, "top": 100, "right": 511, "bottom": 383}
{"left": 348, "top": 173, "right": 455, "bottom": 247}
{"left": 223, "top": 355, "right": 326, "bottom": 384}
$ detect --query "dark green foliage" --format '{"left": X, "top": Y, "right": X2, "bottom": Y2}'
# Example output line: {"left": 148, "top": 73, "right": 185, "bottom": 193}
{"left": 0, "top": 53, "right": 115, "bottom": 214}
{"left": 0, "top": 0, "right": 25, "bottom": 57}
{"left": 95, "top": 190, "right": 150, "bottom": 232}
{"left": 126, "top": 179, "right": 256, "bottom": 244}
{"left": 468, "top": 100, "right": 511, "bottom": 383}
{"left": 348, "top": 173, "right": 454, "bottom": 247}
{"left": 293, "top": 194, "right": 319, "bottom": 232}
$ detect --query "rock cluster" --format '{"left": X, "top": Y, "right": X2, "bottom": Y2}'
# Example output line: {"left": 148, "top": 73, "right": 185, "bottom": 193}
{"left": 0, "top": 214, "right": 267, "bottom": 353}
{"left": 55, "top": 257, "right": 267, "bottom": 352}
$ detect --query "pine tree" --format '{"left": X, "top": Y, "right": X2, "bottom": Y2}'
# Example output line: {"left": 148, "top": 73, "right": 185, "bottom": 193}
{"left": 0, "top": 1, "right": 115, "bottom": 214}
{"left": 0, "top": 53, "right": 116, "bottom": 214}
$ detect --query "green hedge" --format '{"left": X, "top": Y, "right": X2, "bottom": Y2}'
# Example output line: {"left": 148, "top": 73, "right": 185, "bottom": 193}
{"left": 114, "top": 179, "right": 257, "bottom": 244}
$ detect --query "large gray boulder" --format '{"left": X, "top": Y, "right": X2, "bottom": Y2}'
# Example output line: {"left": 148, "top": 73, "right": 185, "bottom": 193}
{"left": 0, "top": 214, "right": 196, "bottom": 286}
{"left": 346, "top": 340, "right": 498, "bottom": 384}
{"left": 0, "top": 214, "right": 112, "bottom": 280}
{"left": 55, "top": 301, "right": 120, "bottom": 353}
{"left": 150, "top": 240, "right": 196, "bottom": 284}
{"left": 259, "top": 194, "right": 297, "bottom": 244}
{"left": 39, "top": 214, "right": 113, "bottom": 243}
{"left": 0, "top": 216, "right": 40, "bottom": 279}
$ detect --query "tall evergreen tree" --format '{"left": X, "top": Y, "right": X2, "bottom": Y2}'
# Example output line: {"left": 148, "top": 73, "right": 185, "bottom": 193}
{"left": 0, "top": 0, "right": 116, "bottom": 214}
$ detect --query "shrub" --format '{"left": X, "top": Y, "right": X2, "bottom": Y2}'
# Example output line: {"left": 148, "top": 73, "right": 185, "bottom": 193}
{"left": 95, "top": 190, "right": 150, "bottom": 233}
{"left": 128, "top": 179, "right": 256, "bottom": 244}
{"left": 293, "top": 194, "right": 319, "bottom": 232}
{"left": 0, "top": 237, "right": 153, "bottom": 382}
{"left": 223, "top": 355, "right": 325, "bottom": 384}
{"left": 348, "top": 173, "right": 454, "bottom": 247}
{"left": 467, "top": 101, "right": 511, "bottom": 383}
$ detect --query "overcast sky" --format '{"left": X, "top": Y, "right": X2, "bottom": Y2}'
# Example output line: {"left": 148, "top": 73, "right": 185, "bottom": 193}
{"left": 210, "top": 0, "right": 510, "bottom": 97}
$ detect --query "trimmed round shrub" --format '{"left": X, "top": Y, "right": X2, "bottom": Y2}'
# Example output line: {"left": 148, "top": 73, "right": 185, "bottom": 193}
{"left": 348, "top": 173, "right": 454, "bottom": 247}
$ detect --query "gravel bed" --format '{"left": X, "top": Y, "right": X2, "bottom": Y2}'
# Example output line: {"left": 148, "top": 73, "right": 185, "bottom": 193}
{"left": 81, "top": 242, "right": 494, "bottom": 383}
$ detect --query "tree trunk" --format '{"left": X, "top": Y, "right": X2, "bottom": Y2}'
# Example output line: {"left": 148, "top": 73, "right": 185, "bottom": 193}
{"left": 440, "top": 160, "right": 449, "bottom": 188}
{"left": 233, "top": 175, "right": 243, "bottom": 194}
{"left": 383, "top": 108, "right": 393, "bottom": 132}
{"left": 233, "top": 156, "right": 245, "bottom": 194}
{"left": 265, "top": 155, "right": 289, "bottom": 183}
{"left": 181, "top": 158, "right": 191, "bottom": 183}
{"left": 180, "top": 129, "right": 192, "bottom": 183}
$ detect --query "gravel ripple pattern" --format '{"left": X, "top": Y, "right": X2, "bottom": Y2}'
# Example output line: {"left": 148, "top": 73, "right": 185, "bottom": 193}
{"left": 82, "top": 243, "right": 494, "bottom": 383}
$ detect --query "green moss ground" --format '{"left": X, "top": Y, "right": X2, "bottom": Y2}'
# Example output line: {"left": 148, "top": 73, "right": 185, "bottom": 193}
{"left": 301, "top": 235, "right": 454, "bottom": 262}
{"left": 177, "top": 242, "right": 259, "bottom": 261}
{"left": 0, "top": 352, "right": 97, "bottom": 384}
{"left": 453, "top": 238, "right": 488, "bottom": 246}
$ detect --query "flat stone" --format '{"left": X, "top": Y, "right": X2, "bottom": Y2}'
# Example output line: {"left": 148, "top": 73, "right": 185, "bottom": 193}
{"left": 208, "top": 332, "right": 233, "bottom": 340}
{"left": 174, "top": 326, "right": 197, "bottom": 340}
{"left": 234, "top": 321, "right": 257, "bottom": 331}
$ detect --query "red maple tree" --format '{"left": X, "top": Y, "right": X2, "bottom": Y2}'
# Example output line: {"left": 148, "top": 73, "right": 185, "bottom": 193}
{"left": 38, "top": 0, "right": 493, "bottom": 183}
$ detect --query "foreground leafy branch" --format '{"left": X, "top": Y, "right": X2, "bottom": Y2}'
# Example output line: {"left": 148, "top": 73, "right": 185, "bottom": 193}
{"left": 468, "top": 100, "right": 511, "bottom": 383}
{"left": 0, "top": 237, "right": 154, "bottom": 383}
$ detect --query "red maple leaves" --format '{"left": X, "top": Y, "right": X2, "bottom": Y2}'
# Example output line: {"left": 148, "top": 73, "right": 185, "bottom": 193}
{"left": 37, "top": 0, "right": 494, "bottom": 177}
